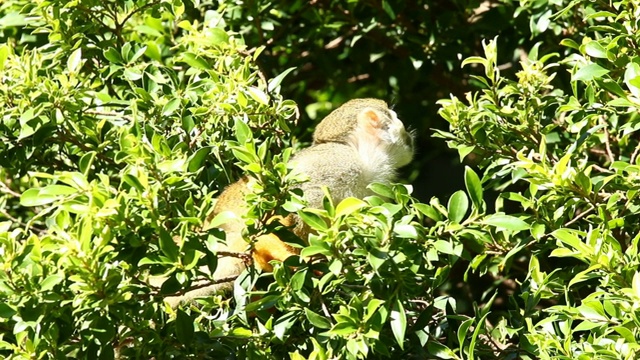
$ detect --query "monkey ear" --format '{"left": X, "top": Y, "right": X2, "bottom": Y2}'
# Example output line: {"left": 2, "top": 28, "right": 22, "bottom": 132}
{"left": 358, "top": 108, "right": 383, "bottom": 130}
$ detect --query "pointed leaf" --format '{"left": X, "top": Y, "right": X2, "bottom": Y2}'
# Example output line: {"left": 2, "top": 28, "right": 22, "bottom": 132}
{"left": 482, "top": 214, "right": 530, "bottom": 231}
{"left": 268, "top": 67, "right": 296, "bottom": 92}
{"left": 573, "top": 63, "right": 609, "bottom": 82}
{"left": 298, "top": 210, "right": 328, "bottom": 231}
{"left": 67, "top": 48, "right": 83, "bottom": 73}
{"left": 464, "top": 166, "right": 483, "bottom": 211}
{"left": 390, "top": 299, "right": 407, "bottom": 350}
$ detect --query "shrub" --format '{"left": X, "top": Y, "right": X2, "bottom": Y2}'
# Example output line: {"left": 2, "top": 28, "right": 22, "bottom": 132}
{"left": 2, "top": 0, "right": 640, "bottom": 359}
{"left": 439, "top": 1, "right": 640, "bottom": 357}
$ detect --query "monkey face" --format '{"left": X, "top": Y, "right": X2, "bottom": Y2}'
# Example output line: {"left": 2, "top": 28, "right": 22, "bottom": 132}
{"left": 380, "top": 109, "right": 414, "bottom": 167}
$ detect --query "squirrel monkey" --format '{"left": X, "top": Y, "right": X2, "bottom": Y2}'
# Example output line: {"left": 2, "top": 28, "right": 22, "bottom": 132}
{"left": 163, "top": 98, "right": 414, "bottom": 306}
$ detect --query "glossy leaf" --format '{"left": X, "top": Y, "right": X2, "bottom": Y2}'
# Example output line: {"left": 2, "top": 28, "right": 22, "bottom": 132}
{"left": 447, "top": 190, "right": 468, "bottom": 223}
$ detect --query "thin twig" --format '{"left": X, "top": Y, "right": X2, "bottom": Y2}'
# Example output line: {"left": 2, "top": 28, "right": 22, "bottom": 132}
{"left": 155, "top": 275, "right": 239, "bottom": 297}
{"left": 216, "top": 250, "right": 253, "bottom": 263}
{"left": 0, "top": 182, "right": 20, "bottom": 198}
{"left": 320, "top": 298, "right": 332, "bottom": 319}
{"left": 120, "top": 1, "right": 161, "bottom": 28}
{"left": 591, "top": 164, "right": 613, "bottom": 174}
{"left": 0, "top": 208, "right": 46, "bottom": 235}
{"left": 84, "top": 109, "right": 134, "bottom": 122}
{"left": 630, "top": 140, "right": 640, "bottom": 165}
{"left": 188, "top": 126, "right": 203, "bottom": 149}
{"left": 601, "top": 118, "right": 615, "bottom": 164}
{"left": 564, "top": 206, "right": 595, "bottom": 227}
{"left": 75, "top": 4, "right": 115, "bottom": 33}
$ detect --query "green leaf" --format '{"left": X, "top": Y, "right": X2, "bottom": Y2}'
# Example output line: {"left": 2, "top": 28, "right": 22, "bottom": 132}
{"left": 434, "top": 239, "right": 460, "bottom": 256}
{"left": 624, "top": 62, "right": 640, "bottom": 97}
{"left": 0, "top": 44, "right": 9, "bottom": 71}
{"left": 461, "top": 56, "right": 488, "bottom": 68}
{"left": 414, "top": 203, "right": 442, "bottom": 221}
{"left": 247, "top": 87, "right": 269, "bottom": 105}
{"left": 328, "top": 321, "right": 358, "bottom": 336}
{"left": 549, "top": 247, "right": 580, "bottom": 258}
{"left": 551, "top": 228, "right": 591, "bottom": 255}
{"left": 597, "top": 78, "right": 626, "bottom": 97}
{"left": 305, "top": 308, "right": 332, "bottom": 329}
{"left": 568, "top": 264, "right": 602, "bottom": 288}
{"left": 574, "top": 320, "right": 603, "bottom": 332}
{"left": 121, "top": 42, "right": 132, "bottom": 61}
{"left": 583, "top": 41, "right": 608, "bottom": 58}
{"left": 585, "top": 11, "right": 617, "bottom": 19}
{"left": 367, "top": 249, "right": 387, "bottom": 271}
{"left": 573, "top": 63, "right": 609, "bottom": 82}
{"left": 298, "top": 210, "right": 329, "bottom": 231}
{"left": 78, "top": 151, "right": 96, "bottom": 175}
{"left": 368, "top": 183, "right": 395, "bottom": 199}
{"left": 578, "top": 302, "right": 608, "bottom": 322}
{"left": 381, "top": 0, "right": 396, "bottom": 19}
{"left": 20, "top": 188, "right": 56, "bottom": 207}
{"left": 19, "top": 108, "right": 36, "bottom": 125}
{"left": 457, "top": 318, "right": 474, "bottom": 355}
{"left": 365, "top": 298, "right": 385, "bottom": 322}
{"left": 482, "top": 214, "right": 530, "bottom": 231}
{"left": 145, "top": 41, "right": 162, "bottom": 61}
{"left": 208, "top": 28, "right": 230, "bottom": 44}
{"left": 162, "top": 98, "right": 181, "bottom": 116}
{"left": 528, "top": 42, "right": 542, "bottom": 61}
{"left": 456, "top": 145, "right": 475, "bottom": 162}
{"left": 393, "top": 224, "right": 418, "bottom": 239}
{"left": 78, "top": 216, "right": 93, "bottom": 252}
{"left": 0, "top": 303, "right": 17, "bottom": 319}
{"left": 575, "top": 171, "right": 592, "bottom": 193}
{"left": 123, "top": 68, "right": 143, "bottom": 81}
{"left": 535, "top": 9, "right": 552, "bottom": 33}
{"left": 181, "top": 52, "right": 211, "bottom": 70}
{"left": 608, "top": 97, "right": 635, "bottom": 107}
{"left": 188, "top": 147, "right": 211, "bottom": 172}
{"left": 300, "top": 245, "right": 331, "bottom": 257}
{"left": 560, "top": 38, "right": 580, "bottom": 50}
{"left": 426, "top": 342, "right": 457, "bottom": 359}
{"left": 632, "top": 271, "right": 640, "bottom": 300}
{"left": 464, "top": 166, "right": 483, "bottom": 211}
{"left": 40, "top": 185, "right": 77, "bottom": 196}
{"left": 268, "top": 67, "right": 296, "bottom": 92}
{"left": 67, "top": 48, "right": 83, "bottom": 73}
{"left": 447, "top": 190, "right": 468, "bottom": 223}
{"left": 531, "top": 222, "right": 546, "bottom": 240}
{"left": 123, "top": 174, "right": 145, "bottom": 192}
{"left": 159, "top": 229, "right": 179, "bottom": 262}
{"left": 234, "top": 117, "right": 253, "bottom": 143}
{"left": 335, "top": 197, "right": 366, "bottom": 218}
{"left": 103, "top": 47, "right": 122, "bottom": 63}
{"left": 231, "top": 146, "right": 259, "bottom": 164}
{"left": 468, "top": 311, "right": 490, "bottom": 359}
{"left": 390, "top": 300, "right": 406, "bottom": 350}
{"left": 175, "top": 310, "right": 195, "bottom": 344}
{"left": 40, "top": 274, "right": 64, "bottom": 291}
{"left": 228, "top": 327, "right": 253, "bottom": 338}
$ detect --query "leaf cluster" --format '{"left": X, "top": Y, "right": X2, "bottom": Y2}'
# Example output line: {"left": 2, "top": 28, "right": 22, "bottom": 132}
{"left": 3, "top": 0, "right": 640, "bottom": 359}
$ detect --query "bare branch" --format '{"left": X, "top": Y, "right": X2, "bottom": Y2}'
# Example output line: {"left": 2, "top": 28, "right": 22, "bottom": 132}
{"left": 631, "top": 140, "right": 640, "bottom": 165}
{"left": 601, "top": 118, "right": 616, "bottom": 164}
{"left": 564, "top": 206, "right": 595, "bottom": 227}
{"left": 0, "top": 181, "right": 20, "bottom": 198}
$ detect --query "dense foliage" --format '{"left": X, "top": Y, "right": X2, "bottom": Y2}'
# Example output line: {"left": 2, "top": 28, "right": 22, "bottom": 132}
{"left": 1, "top": 0, "right": 640, "bottom": 359}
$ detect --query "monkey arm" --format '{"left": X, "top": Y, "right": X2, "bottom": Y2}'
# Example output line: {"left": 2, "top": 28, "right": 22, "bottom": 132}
{"left": 252, "top": 233, "right": 300, "bottom": 271}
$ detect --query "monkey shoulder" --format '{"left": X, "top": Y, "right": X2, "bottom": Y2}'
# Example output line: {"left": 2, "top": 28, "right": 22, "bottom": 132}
{"left": 290, "top": 143, "right": 373, "bottom": 205}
